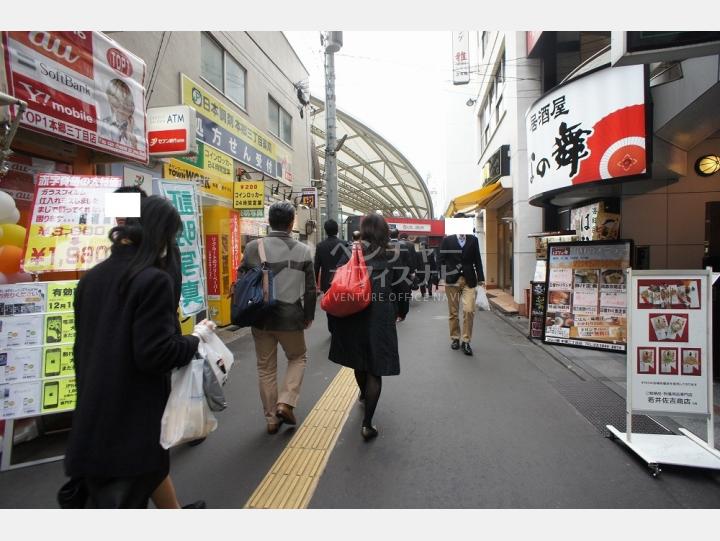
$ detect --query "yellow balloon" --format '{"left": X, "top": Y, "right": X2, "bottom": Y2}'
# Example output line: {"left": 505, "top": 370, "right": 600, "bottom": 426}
{"left": 0, "top": 224, "right": 27, "bottom": 248}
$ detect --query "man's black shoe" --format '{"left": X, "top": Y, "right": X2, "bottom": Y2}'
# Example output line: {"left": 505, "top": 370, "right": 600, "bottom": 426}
{"left": 461, "top": 342, "right": 473, "bottom": 356}
{"left": 451, "top": 339, "right": 460, "bottom": 350}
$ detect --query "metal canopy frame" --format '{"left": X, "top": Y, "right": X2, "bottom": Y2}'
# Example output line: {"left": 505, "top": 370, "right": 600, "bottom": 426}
{"left": 310, "top": 97, "right": 433, "bottom": 218}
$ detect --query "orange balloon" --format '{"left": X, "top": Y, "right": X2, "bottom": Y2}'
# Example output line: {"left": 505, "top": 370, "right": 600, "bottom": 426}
{"left": 0, "top": 245, "right": 23, "bottom": 274}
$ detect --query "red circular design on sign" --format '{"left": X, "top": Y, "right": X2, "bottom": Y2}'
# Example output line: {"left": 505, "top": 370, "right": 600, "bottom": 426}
{"left": 106, "top": 48, "right": 133, "bottom": 77}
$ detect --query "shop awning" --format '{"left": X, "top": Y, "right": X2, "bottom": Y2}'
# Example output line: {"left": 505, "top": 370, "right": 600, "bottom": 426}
{"left": 444, "top": 181, "right": 504, "bottom": 217}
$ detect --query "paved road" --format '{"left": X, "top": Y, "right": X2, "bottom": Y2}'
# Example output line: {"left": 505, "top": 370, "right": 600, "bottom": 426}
{"left": 1, "top": 295, "right": 719, "bottom": 508}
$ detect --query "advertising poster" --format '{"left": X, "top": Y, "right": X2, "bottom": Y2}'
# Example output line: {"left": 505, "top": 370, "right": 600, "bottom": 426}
{"left": 544, "top": 241, "right": 632, "bottom": 352}
{"left": 527, "top": 65, "right": 647, "bottom": 199}
{"left": 629, "top": 272, "right": 711, "bottom": 415}
{"left": 156, "top": 181, "right": 207, "bottom": 316}
{"left": 529, "top": 281, "right": 547, "bottom": 339}
{"left": 22, "top": 174, "right": 122, "bottom": 273}
{"left": 3, "top": 31, "right": 148, "bottom": 163}
{"left": 181, "top": 74, "right": 279, "bottom": 178}
{"left": 0, "top": 280, "right": 77, "bottom": 420}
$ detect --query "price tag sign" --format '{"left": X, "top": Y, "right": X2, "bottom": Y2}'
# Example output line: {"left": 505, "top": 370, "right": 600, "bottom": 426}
{"left": 233, "top": 181, "right": 265, "bottom": 210}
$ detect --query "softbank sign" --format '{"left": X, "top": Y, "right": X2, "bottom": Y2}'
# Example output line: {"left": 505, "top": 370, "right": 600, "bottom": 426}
{"left": 2, "top": 31, "right": 148, "bottom": 163}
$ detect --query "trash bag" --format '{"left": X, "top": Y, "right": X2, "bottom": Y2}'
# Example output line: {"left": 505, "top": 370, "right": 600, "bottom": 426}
{"left": 475, "top": 286, "right": 491, "bottom": 311}
{"left": 160, "top": 358, "right": 218, "bottom": 449}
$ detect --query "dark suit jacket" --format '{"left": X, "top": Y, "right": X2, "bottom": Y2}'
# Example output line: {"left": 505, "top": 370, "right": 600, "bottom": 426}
{"left": 438, "top": 234, "right": 485, "bottom": 288}
{"left": 314, "top": 236, "right": 350, "bottom": 292}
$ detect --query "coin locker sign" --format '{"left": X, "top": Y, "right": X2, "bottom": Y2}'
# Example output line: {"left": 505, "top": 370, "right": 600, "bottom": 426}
{"left": 233, "top": 181, "right": 264, "bottom": 210}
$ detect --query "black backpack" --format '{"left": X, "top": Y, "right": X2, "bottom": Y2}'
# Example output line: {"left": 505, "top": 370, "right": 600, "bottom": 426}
{"left": 230, "top": 239, "right": 276, "bottom": 327}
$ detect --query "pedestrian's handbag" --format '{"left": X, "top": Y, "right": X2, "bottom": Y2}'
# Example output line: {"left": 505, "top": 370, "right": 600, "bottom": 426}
{"left": 475, "top": 285, "right": 491, "bottom": 311}
{"left": 230, "top": 239, "right": 275, "bottom": 327}
{"left": 320, "top": 242, "right": 371, "bottom": 317}
{"left": 160, "top": 357, "right": 218, "bottom": 449}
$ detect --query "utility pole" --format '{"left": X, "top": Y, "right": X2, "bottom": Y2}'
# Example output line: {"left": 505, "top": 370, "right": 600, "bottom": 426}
{"left": 322, "top": 31, "right": 342, "bottom": 224}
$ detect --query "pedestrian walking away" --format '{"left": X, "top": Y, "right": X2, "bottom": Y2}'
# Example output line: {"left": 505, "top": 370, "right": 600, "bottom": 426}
{"left": 389, "top": 228, "right": 416, "bottom": 321}
{"left": 328, "top": 214, "right": 402, "bottom": 441}
{"left": 240, "top": 201, "right": 317, "bottom": 435}
{"left": 63, "top": 196, "right": 204, "bottom": 508}
{"left": 314, "top": 219, "right": 350, "bottom": 333}
{"left": 438, "top": 212, "right": 485, "bottom": 356}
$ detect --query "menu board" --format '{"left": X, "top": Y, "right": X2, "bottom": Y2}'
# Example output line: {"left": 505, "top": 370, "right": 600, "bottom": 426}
{"left": 0, "top": 281, "right": 77, "bottom": 420}
{"left": 628, "top": 272, "right": 711, "bottom": 415}
{"left": 529, "top": 281, "right": 547, "bottom": 339}
{"left": 543, "top": 241, "right": 632, "bottom": 352}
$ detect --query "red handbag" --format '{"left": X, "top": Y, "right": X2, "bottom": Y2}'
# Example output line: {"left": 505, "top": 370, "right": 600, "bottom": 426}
{"left": 320, "top": 242, "right": 371, "bottom": 317}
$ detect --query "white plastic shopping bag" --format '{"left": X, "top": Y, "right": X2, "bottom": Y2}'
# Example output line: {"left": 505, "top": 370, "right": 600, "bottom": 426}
{"left": 160, "top": 357, "right": 218, "bottom": 449}
{"left": 475, "top": 286, "right": 491, "bottom": 311}
{"left": 193, "top": 322, "right": 235, "bottom": 386}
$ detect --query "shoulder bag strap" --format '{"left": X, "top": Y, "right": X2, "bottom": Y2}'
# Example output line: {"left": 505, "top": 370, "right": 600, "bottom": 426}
{"left": 258, "top": 239, "right": 270, "bottom": 303}
{"left": 258, "top": 238, "right": 267, "bottom": 264}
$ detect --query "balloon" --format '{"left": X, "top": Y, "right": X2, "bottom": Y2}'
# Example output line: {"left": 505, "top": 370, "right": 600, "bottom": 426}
{"left": 0, "top": 272, "right": 7, "bottom": 285}
{"left": 0, "top": 207, "right": 21, "bottom": 225}
{"left": 0, "top": 224, "right": 27, "bottom": 248}
{"left": 0, "top": 191, "right": 16, "bottom": 222}
{"left": 0, "top": 245, "right": 23, "bottom": 274}
{"left": 7, "top": 271, "right": 33, "bottom": 284}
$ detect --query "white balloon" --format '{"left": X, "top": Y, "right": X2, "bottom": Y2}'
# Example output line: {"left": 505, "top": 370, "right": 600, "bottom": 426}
{"left": 0, "top": 272, "right": 7, "bottom": 285}
{"left": 0, "top": 191, "right": 15, "bottom": 217}
{"left": 0, "top": 207, "right": 21, "bottom": 225}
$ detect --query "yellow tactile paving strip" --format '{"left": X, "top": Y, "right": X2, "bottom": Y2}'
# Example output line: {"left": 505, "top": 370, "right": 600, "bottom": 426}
{"left": 244, "top": 367, "right": 358, "bottom": 509}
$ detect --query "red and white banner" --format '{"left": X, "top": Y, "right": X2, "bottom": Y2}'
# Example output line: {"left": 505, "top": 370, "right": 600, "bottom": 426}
{"left": 147, "top": 105, "right": 197, "bottom": 156}
{"left": 3, "top": 31, "right": 148, "bottom": 163}
{"left": 526, "top": 65, "right": 647, "bottom": 199}
{"left": 206, "top": 234, "right": 220, "bottom": 297}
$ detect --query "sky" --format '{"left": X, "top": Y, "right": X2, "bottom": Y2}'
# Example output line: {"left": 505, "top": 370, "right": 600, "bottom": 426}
{"left": 285, "top": 31, "right": 475, "bottom": 215}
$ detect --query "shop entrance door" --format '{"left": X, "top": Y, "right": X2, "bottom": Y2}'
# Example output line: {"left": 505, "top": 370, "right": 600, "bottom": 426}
{"left": 497, "top": 203, "right": 513, "bottom": 294}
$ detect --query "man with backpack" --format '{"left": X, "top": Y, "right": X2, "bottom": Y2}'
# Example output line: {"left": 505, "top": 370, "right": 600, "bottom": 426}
{"left": 238, "top": 201, "right": 317, "bottom": 434}
{"left": 314, "top": 219, "right": 350, "bottom": 333}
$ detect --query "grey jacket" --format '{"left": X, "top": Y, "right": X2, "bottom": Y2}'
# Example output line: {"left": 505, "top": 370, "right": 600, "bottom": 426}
{"left": 239, "top": 231, "right": 317, "bottom": 331}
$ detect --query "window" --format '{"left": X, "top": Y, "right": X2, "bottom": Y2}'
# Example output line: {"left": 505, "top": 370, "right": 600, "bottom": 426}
{"left": 495, "top": 94, "right": 504, "bottom": 126}
{"left": 268, "top": 96, "right": 292, "bottom": 146}
{"left": 481, "top": 32, "right": 489, "bottom": 58}
{"left": 201, "top": 33, "right": 246, "bottom": 108}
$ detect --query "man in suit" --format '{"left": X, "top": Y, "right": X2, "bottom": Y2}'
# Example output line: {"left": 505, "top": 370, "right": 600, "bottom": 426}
{"left": 389, "top": 228, "right": 417, "bottom": 321}
{"left": 314, "top": 219, "right": 350, "bottom": 332}
{"left": 438, "top": 213, "right": 485, "bottom": 356}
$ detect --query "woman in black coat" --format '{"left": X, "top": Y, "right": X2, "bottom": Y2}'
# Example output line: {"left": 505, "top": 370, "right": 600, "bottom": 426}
{"left": 328, "top": 214, "right": 403, "bottom": 441}
{"left": 64, "top": 196, "right": 200, "bottom": 508}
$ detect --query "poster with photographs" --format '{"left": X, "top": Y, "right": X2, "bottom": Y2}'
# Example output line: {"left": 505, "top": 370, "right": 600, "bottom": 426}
{"left": 628, "top": 271, "right": 711, "bottom": 416}
{"left": 543, "top": 241, "right": 632, "bottom": 352}
{"left": 0, "top": 281, "right": 77, "bottom": 420}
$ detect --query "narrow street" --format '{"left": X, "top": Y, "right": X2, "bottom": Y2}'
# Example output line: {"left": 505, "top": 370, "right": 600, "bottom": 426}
{"left": 2, "top": 296, "right": 719, "bottom": 508}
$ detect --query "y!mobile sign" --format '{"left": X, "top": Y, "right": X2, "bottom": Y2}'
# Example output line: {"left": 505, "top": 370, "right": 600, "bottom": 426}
{"left": 526, "top": 65, "right": 647, "bottom": 200}
{"left": 2, "top": 31, "right": 148, "bottom": 163}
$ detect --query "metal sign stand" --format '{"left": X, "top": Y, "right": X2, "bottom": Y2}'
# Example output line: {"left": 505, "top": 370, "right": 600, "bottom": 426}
{"left": 607, "top": 268, "right": 720, "bottom": 476}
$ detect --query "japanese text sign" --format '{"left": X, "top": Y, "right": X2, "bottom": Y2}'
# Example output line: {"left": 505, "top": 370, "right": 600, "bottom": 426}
{"left": 181, "top": 74, "right": 279, "bottom": 179}
{"left": 3, "top": 31, "right": 148, "bottom": 163}
{"left": 147, "top": 105, "right": 198, "bottom": 157}
{"left": 527, "top": 65, "right": 646, "bottom": 199}
{"left": 22, "top": 174, "right": 122, "bottom": 273}
{"left": 163, "top": 159, "right": 233, "bottom": 201}
{"left": 300, "top": 187, "right": 317, "bottom": 209}
{"left": 452, "top": 32, "right": 470, "bottom": 85}
{"left": 628, "top": 270, "right": 712, "bottom": 416}
{"left": 156, "top": 180, "right": 207, "bottom": 317}
{"left": 544, "top": 241, "right": 632, "bottom": 352}
{"left": 233, "top": 181, "right": 265, "bottom": 210}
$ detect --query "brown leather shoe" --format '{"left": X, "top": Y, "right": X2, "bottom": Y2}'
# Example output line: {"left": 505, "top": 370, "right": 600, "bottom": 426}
{"left": 276, "top": 403, "right": 297, "bottom": 425}
{"left": 267, "top": 423, "right": 280, "bottom": 434}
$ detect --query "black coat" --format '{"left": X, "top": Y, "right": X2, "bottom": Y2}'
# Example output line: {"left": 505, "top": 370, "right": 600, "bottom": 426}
{"left": 65, "top": 244, "right": 200, "bottom": 478}
{"left": 328, "top": 245, "right": 401, "bottom": 376}
{"left": 314, "top": 236, "right": 350, "bottom": 292}
{"left": 438, "top": 234, "right": 485, "bottom": 288}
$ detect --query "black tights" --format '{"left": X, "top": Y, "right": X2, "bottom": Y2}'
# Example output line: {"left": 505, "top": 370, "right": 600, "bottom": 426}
{"left": 354, "top": 370, "right": 382, "bottom": 428}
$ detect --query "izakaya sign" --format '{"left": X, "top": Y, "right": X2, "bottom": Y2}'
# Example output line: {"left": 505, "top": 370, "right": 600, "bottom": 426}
{"left": 526, "top": 65, "right": 647, "bottom": 200}
{"left": 2, "top": 31, "right": 148, "bottom": 163}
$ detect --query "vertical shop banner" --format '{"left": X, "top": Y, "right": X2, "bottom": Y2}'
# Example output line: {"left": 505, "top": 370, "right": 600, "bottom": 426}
{"left": 527, "top": 65, "right": 647, "bottom": 199}
{"left": 22, "top": 174, "right": 122, "bottom": 273}
{"left": 3, "top": 31, "right": 148, "bottom": 163}
{"left": 156, "top": 180, "right": 207, "bottom": 317}
{"left": 1, "top": 281, "right": 77, "bottom": 419}
{"left": 451, "top": 32, "right": 471, "bottom": 85}
{"left": 206, "top": 234, "right": 220, "bottom": 297}
{"left": 628, "top": 271, "right": 712, "bottom": 415}
{"left": 544, "top": 241, "right": 632, "bottom": 352}
{"left": 181, "top": 74, "right": 279, "bottom": 178}
{"left": 229, "top": 210, "right": 241, "bottom": 284}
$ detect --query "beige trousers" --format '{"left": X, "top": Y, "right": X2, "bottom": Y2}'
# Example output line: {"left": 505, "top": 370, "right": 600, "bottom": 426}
{"left": 446, "top": 276, "right": 477, "bottom": 343}
{"left": 251, "top": 328, "right": 307, "bottom": 424}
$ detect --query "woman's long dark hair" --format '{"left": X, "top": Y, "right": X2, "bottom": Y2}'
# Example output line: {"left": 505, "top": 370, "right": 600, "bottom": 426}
{"left": 109, "top": 195, "right": 183, "bottom": 294}
{"left": 359, "top": 213, "right": 390, "bottom": 257}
